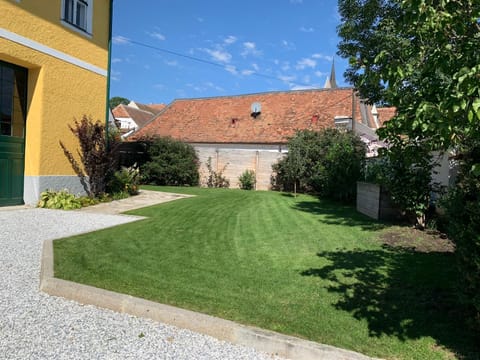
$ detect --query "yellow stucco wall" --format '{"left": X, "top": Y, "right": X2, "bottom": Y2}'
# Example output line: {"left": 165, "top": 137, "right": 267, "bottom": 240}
{"left": 2, "top": 0, "right": 109, "bottom": 68}
{"left": 0, "top": 0, "right": 111, "bottom": 176}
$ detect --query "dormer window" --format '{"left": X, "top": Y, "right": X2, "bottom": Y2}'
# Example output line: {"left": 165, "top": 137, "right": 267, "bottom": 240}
{"left": 62, "top": 0, "right": 93, "bottom": 35}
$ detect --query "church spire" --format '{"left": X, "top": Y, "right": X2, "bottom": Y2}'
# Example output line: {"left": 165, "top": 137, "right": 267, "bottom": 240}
{"left": 324, "top": 59, "right": 337, "bottom": 89}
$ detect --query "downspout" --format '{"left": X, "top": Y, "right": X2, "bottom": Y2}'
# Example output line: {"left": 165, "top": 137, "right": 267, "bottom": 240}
{"left": 105, "top": 0, "right": 114, "bottom": 148}
{"left": 351, "top": 89, "right": 355, "bottom": 132}
{"left": 255, "top": 150, "right": 259, "bottom": 190}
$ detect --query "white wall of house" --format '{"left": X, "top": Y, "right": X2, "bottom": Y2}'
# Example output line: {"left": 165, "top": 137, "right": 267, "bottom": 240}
{"left": 431, "top": 151, "right": 458, "bottom": 189}
{"left": 117, "top": 117, "right": 138, "bottom": 130}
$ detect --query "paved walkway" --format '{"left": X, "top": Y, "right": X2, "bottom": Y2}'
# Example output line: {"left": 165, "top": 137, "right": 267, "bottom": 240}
{"left": 77, "top": 189, "right": 194, "bottom": 214}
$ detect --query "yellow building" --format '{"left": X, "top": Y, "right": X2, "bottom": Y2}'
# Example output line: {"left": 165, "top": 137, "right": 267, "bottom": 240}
{"left": 0, "top": 0, "right": 113, "bottom": 206}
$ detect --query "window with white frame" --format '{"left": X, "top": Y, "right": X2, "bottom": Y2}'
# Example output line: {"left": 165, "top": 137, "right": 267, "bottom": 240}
{"left": 62, "top": 0, "right": 93, "bottom": 34}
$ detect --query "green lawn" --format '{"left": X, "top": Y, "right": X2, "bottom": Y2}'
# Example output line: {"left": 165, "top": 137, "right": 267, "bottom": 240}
{"left": 54, "top": 187, "right": 478, "bottom": 359}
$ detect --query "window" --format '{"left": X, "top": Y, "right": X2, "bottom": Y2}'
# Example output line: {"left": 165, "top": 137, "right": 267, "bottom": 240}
{"left": 0, "top": 62, "right": 27, "bottom": 138}
{"left": 62, "top": 0, "right": 92, "bottom": 34}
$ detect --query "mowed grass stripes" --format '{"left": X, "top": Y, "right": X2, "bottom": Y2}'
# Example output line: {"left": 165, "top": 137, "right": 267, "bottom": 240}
{"left": 54, "top": 187, "right": 478, "bottom": 359}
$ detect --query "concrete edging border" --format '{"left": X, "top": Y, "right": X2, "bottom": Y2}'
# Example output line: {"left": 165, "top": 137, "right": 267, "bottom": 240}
{"left": 40, "top": 239, "right": 377, "bottom": 360}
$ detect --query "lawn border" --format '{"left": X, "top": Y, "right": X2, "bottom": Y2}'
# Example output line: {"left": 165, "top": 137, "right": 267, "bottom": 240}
{"left": 41, "top": 238, "right": 379, "bottom": 360}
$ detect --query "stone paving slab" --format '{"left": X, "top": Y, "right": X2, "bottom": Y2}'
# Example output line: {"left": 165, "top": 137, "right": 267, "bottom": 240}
{"left": 78, "top": 189, "right": 194, "bottom": 214}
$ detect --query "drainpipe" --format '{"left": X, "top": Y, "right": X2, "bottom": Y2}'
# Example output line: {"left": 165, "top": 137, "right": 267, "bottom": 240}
{"left": 105, "top": 0, "right": 114, "bottom": 149}
{"left": 351, "top": 89, "right": 355, "bottom": 132}
{"left": 255, "top": 150, "right": 259, "bottom": 190}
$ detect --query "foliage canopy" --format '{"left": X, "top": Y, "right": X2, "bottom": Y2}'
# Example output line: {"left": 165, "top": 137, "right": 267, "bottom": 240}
{"left": 141, "top": 136, "right": 199, "bottom": 186}
{"left": 272, "top": 129, "right": 366, "bottom": 202}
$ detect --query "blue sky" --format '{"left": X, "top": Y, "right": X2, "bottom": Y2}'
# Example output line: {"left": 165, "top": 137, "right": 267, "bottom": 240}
{"left": 109, "top": 0, "right": 350, "bottom": 105}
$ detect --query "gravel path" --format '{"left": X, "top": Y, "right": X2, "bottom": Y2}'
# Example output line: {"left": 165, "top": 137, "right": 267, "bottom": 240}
{"left": 0, "top": 208, "right": 283, "bottom": 360}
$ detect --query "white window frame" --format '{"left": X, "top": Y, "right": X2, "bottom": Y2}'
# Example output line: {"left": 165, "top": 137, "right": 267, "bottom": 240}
{"left": 61, "top": 0, "right": 93, "bottom": 37}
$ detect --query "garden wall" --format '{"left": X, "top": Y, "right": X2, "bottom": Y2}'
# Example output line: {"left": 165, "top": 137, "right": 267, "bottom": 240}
{"left": 193, "top": 143, "right": 287, "bottom": 190}
{"left": 357, "top": 182, "right": 400, "bottom": 220}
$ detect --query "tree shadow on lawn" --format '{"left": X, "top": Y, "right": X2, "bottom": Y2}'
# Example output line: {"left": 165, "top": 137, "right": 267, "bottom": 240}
{"left": 301, "top": 246, "right": 480, "bottom": 359}
{"left": 292, "top": 197, "right": 388, "bottom": 231}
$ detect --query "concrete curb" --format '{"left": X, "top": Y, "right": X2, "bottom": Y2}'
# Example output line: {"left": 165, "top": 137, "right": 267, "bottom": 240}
{"left": 40, "top": 239, "right": 379, "bottom": 360}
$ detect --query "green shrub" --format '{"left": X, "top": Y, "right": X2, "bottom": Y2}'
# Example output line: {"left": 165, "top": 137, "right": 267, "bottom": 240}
{"left": 271, "top": 129, "right": 366, "bottom": 202}
{"left": 37, "top": 189, "right": 82, "bottom": 210}
{"left": 204, "top": 157, "right": 230, "bottom": 188}
{"left": 78, "top": 196, "right": 99, "bottom": 207}
{"left": 107, "top": 165, "right": 140, "bottom": 196}
{"left": 441, "top": 141, "right": 480, "bottom": 330}
{"left": 141, "top": 136, "right": 199, "bottom": 186}
{"left": 365, "top": 143, "right": 437, "bottom": 227}
{"left": 238, "top": 169, "right": 256, "bottom": 190}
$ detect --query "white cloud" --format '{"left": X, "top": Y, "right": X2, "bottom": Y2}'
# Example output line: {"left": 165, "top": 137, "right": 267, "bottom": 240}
{"left": 112, "top": 35, "right": 130, "bottom": 45}
{"left": 252, "top": 63, "right": 260, "bottom": 71}
{"left": 153, "top": 83, "right": 165, "bottom": 90}
{"left": 111, "top": 58, "right": 122, "bottom": 63}
{"left": 241, "top": 69, "right": 255, "bottom": 76}
{"left": 110, "top": 70, "right": 121, "bottom": 81}
{"left": 315, "top": 71, "right": 328, "bottom": 77}
{"left": 224, "top": 35, "right": 237, "bottom": 45}
{"left": 165, "top": 60, "right": 178, "bottom": 67}
{"left": 278, "top": 75, "right": 297, "bottom": 83}
{"left": 290, "top": 84, "right": 317, "bottom": 90}
{"left": 203, "top": 48, "right": 232, "bottom": 63}
{"left": 225, "top": 65, "right": 238, "bottom": 75}
{"left": 281, "top": 40, "right": 296, "bottom": 51}
{"left": 281, "top": 61, "right": 291, "bottom": 71}
{"left": 205, "top": 82, "right": 224, "bottom": 92}
{"left": 241, "top": 42, "right": 262, "bottom": 57}
{"left": 197, "top": 17, "right": 204, "bottom": 22}
{"left": 296, "top": 58, "right": 317, "bottom": 70}
{"left": 300, "top": 26, "right": 314, "bottom": 33}
{"left": 290, "top": 0, "right": 303, "bottom": 3}
{"left": 312, "top": 53, "right": 333, "bottom": 62}
{"left": 148, "top": 31, "right": 166, "bottom": 41}
{"left": 186, "top": 82, "right": 224, "bottom": 93}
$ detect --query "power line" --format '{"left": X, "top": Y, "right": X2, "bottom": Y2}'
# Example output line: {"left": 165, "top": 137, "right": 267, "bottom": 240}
{"left": 122, "top": 38, "right": 316, "bottom": 88}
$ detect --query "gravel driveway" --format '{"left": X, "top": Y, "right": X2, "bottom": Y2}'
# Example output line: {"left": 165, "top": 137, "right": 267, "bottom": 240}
{"left": 0, "top": 208, "right": 282, "bottom": 359}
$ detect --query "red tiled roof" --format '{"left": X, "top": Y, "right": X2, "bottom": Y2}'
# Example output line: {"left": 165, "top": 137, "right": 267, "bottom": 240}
{"left": 112, "top": 104, "right": 157, "bottom": 128}
{"left": 376, "top": 107, "right": 397, "bottom": 126}
{"left": 134, "top": 102, "right": 166, "bottom": 114}
{"left": 132, "top": 88, "right": 363, "bottom": 144}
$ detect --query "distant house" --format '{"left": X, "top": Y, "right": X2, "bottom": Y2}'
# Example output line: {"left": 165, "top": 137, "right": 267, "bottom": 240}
{"left": 0, "top": 0, "right": 113, "bottom": 206}
{"left": 112, "top": 101, "right": 165, "bottom": 137}
{"left": 131, "top": 87, "right": 395, "bottom": 190}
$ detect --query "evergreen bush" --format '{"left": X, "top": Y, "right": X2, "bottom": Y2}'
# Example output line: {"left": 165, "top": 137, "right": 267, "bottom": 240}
{"left": 141, "top": 136, "right": 199, "bottom": 186}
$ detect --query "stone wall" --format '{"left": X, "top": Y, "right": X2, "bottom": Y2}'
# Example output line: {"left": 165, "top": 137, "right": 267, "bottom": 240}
{"left": 194, "top": 144, "right": 286, "bottom": 190}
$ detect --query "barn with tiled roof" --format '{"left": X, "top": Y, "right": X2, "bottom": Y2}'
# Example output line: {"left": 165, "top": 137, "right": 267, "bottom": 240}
{"left": 129, "top": 87, "right": 394, "bottom": 190}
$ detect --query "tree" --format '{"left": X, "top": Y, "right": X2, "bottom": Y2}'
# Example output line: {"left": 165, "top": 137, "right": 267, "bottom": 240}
{"left": 337, "top": 0, "right": 480, "bottom": 157}
{"left": 109, "top": 96, "right": 130, "bottom": 109}
{"left": 272, "top": 129, "right": 366, "bottom": 202}
{"left": 338, "top": 0, "right": 480, "bottom": 326}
